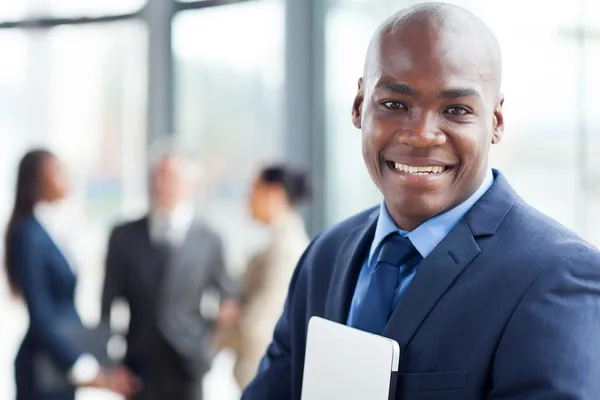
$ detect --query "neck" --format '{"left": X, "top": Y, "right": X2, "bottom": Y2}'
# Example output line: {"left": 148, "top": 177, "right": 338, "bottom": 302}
{"left": 154, "top": 201, "right": 186, "bottom": 215}
{"left": 267, "top": 206, "right": 295, "bottom": 226}
{"left": 387, "top": 213, "right": 426, "bottom": 232}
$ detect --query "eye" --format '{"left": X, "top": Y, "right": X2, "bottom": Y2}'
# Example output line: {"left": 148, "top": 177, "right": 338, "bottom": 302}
{"left": 381, "top": 101, "right": 407, "bottom": 110}
{"left": 445, "top": 106, "right": 471, "bottom": 115}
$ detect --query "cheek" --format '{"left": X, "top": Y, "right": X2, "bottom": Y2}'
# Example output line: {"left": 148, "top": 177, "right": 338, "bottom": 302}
{"left": 250, "top": 193, "right": 259, "bottom": 213}
{"left": 362, "top": 134, "right": 378, "bottom": 173}
{"left": 159, "top": 179, "right": 181, "bottom": 197}
{"left": 361, "top": 102, "right": 389, "bottom": 138}
{"left": 362, "top": 117, "right": 393, "bottom": 171}
{"left": 51, "top": 175, "right": 67, "bottom": 195}
{"left": 173, "top": 179, "right": 188, "bottom": 196}
{"left": 450, "top": 127, "right": 489, "bottom": 172}
{"left": 251, "top": 192, "right": 266, "bottom": 215}
{"left": 153, "top": 176, "right": 165, "bottom": 193}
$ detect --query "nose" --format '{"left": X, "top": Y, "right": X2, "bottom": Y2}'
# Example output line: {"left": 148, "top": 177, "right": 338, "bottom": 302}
{"left": 399, "top": 112, "right": 446, "bottom": 147}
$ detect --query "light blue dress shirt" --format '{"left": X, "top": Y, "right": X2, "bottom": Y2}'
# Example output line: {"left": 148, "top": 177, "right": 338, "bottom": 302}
{"left": 347, "top": 169, "right": 495, "bottom": 326}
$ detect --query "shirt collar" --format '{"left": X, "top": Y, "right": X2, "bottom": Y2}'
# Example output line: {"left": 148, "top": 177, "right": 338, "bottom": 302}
{"left": 370, "top": 168, "right": 494, "bottom": 262}
{"left": 150, "top": 202, "right": 194, "bottom": 243}
{"left": 34, "top": 200, "right": 70, "bottom": 240}
{"left": 34, "top": 201, "right": 77, "bottom": 270}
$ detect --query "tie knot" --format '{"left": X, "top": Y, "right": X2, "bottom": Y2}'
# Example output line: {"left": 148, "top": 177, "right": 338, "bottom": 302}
{"left": 377, "top": 234, "right": 417, "bottom": 267}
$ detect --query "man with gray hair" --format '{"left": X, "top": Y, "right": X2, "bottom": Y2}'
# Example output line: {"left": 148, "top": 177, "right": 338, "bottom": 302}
{"left": 101, "top": 150, "right": 237, "bottom": 400}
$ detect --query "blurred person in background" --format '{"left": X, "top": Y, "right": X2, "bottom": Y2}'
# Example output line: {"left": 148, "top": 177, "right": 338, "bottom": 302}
{"left": 216, "top": 165, "right": 311, "bottom": 390}
{"left": 101, "top": 150, "right": 238, "bottom": 400}
{"left": 3, "top": 149, "right": 136, "bottom": 400}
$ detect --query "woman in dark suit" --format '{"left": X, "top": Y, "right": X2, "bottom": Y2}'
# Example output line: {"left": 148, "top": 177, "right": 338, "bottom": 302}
{"left": 4, "top": 150, "right": 135, "bottom": 400}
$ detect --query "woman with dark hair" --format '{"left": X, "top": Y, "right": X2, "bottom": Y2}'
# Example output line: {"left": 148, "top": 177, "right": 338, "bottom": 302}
{"left": 215, "top": 164, "right": 311, "bottom": 389}
{"left": 4, "top": 150, "right": 135, "bottom": 400}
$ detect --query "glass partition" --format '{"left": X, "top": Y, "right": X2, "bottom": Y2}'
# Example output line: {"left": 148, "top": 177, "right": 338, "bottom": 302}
{"left": 0, "top": 21, "right": 147, "bottom": 399}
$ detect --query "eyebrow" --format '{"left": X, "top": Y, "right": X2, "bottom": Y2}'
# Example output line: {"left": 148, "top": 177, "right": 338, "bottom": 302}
{"left": 374, "top": 81, "right": 417, "bottom": 97}
{"left": 374, "top": 81, "right": 481, "bottom": 101}
{"left": 438, "top": 88, "right": 481, "bottom": 100}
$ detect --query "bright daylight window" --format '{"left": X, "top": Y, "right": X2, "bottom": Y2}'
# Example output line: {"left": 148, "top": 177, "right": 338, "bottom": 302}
{"left": 0, "top": 0, "right": 145, "bottom": 21}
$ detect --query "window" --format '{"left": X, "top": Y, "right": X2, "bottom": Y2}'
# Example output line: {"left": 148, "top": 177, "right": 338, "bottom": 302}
{"left": 174, "top": 0, "right": 285, "bottom": 271}
{"left": 580, "top": 0, "right": 600, "bottom": 244}
{"left": 0, "top": 0, "right": 145, "bottom": 21}
{"left": 0, "top": 21, "right": 147, "bottom": 398}
{"left": 324, "top": 0, "right": 387, "bottom": 225}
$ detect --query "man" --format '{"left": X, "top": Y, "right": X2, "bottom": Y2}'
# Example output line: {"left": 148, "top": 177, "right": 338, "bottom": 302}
{"left": 242, "top": 3, "right": 600, "bottom": 399}
{"left": 101, "top": 151, "right": 237, "bottom": 400}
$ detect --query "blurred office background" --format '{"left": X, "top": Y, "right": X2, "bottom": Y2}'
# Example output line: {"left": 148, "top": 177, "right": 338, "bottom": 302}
{"left": 0, "top": 0, "right": 598, "bottom": 398}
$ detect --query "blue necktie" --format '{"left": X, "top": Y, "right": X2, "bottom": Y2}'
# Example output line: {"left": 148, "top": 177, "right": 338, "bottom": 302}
{"left": 351, "top": 234, "right": 418, "bottom": 334}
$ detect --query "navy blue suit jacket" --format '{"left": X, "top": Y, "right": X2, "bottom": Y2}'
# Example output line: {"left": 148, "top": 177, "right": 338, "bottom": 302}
{"left": 9, "top": 217, "right": 84, "bottom": 397}
{"left": 242, "top": 172, "right": 600, "bottom": 399}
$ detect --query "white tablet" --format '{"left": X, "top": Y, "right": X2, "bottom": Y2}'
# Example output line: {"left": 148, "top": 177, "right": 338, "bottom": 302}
{"left": 301, "top": 316, "right": 400, "bottom": 400}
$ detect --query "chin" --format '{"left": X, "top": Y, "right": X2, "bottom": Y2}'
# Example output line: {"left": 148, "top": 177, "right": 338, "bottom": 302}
{"left": 385, "top": 193, "right": 449, "bottom": 229}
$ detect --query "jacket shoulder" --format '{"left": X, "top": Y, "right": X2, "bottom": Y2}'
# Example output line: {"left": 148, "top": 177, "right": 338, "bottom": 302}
{"left": 511, "top": 203, "right": 596, "bottom": 252}
{"left": 110, "top": 217, "right": 146, "bottom": 236}
{"left": 11, "top": 216, "right": 47, "bottom": 244}
{"left": 503, "top": 202, "right": 600, "bottom": 275}
{"left": 309, "top": 206, "right": 378, "bottom": 251}
{"left": 320, "top": 206, "right": 377, "bottom": 235}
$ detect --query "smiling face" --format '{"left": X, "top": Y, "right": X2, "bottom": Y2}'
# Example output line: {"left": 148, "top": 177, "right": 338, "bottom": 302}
{"left": 353, "top": 18, "right": 504, "bottom": 231}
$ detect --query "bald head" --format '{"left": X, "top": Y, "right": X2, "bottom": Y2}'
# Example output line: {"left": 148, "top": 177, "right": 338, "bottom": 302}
{"left": 366, "top": 2, "right": 502, "bottom": 94}
{"left": 376, "top": 2, "right": 497, "bottom": 39}
{"left": 352, "top": 2, "right": 506, "bottom": 231}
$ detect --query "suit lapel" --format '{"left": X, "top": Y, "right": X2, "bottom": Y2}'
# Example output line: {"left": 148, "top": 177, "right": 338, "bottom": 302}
{"left": 133, "top": 217, "right": 165, "bottom": 284}
{"left": 164, "top": 222, "right": 210, "bottom": 288}
{"left": 382, "top": 170, "right": 519, "bottom": 347}
{"left": 382, "top": 219, "right": 480, "bottom": 345}
{"left": 325, "top": 209, "right": 379, "bottom": 324}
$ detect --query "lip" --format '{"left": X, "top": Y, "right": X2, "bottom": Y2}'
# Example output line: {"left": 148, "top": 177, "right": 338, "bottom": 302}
{"left": 383, "top": 158, "right": 456, "bottom": 186}
{"left": 385, "top": 156, "right": 455, "bottom": 167}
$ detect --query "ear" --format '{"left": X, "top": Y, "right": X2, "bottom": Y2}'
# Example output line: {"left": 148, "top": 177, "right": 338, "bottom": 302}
{"left": 492, "top": 94, "right": 505, "bottom": 144}
{"left": 352, "top": 78, "right": 364, "bottom": 129}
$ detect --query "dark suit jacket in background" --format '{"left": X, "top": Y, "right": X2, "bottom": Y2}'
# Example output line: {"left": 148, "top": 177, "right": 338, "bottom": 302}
{"left": 101, "top": 216, "right": 236, "bottom": 398}
{"left": 242, "top": 171, "right": 600, "bottom": 399}
{"left": 9, "top": 217, "right": 85, "bottom": 400}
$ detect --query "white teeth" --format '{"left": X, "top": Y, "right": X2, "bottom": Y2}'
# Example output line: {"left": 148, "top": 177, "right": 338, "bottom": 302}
{"left": 393, "top": 163, "right": 445, "bottom": 174}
